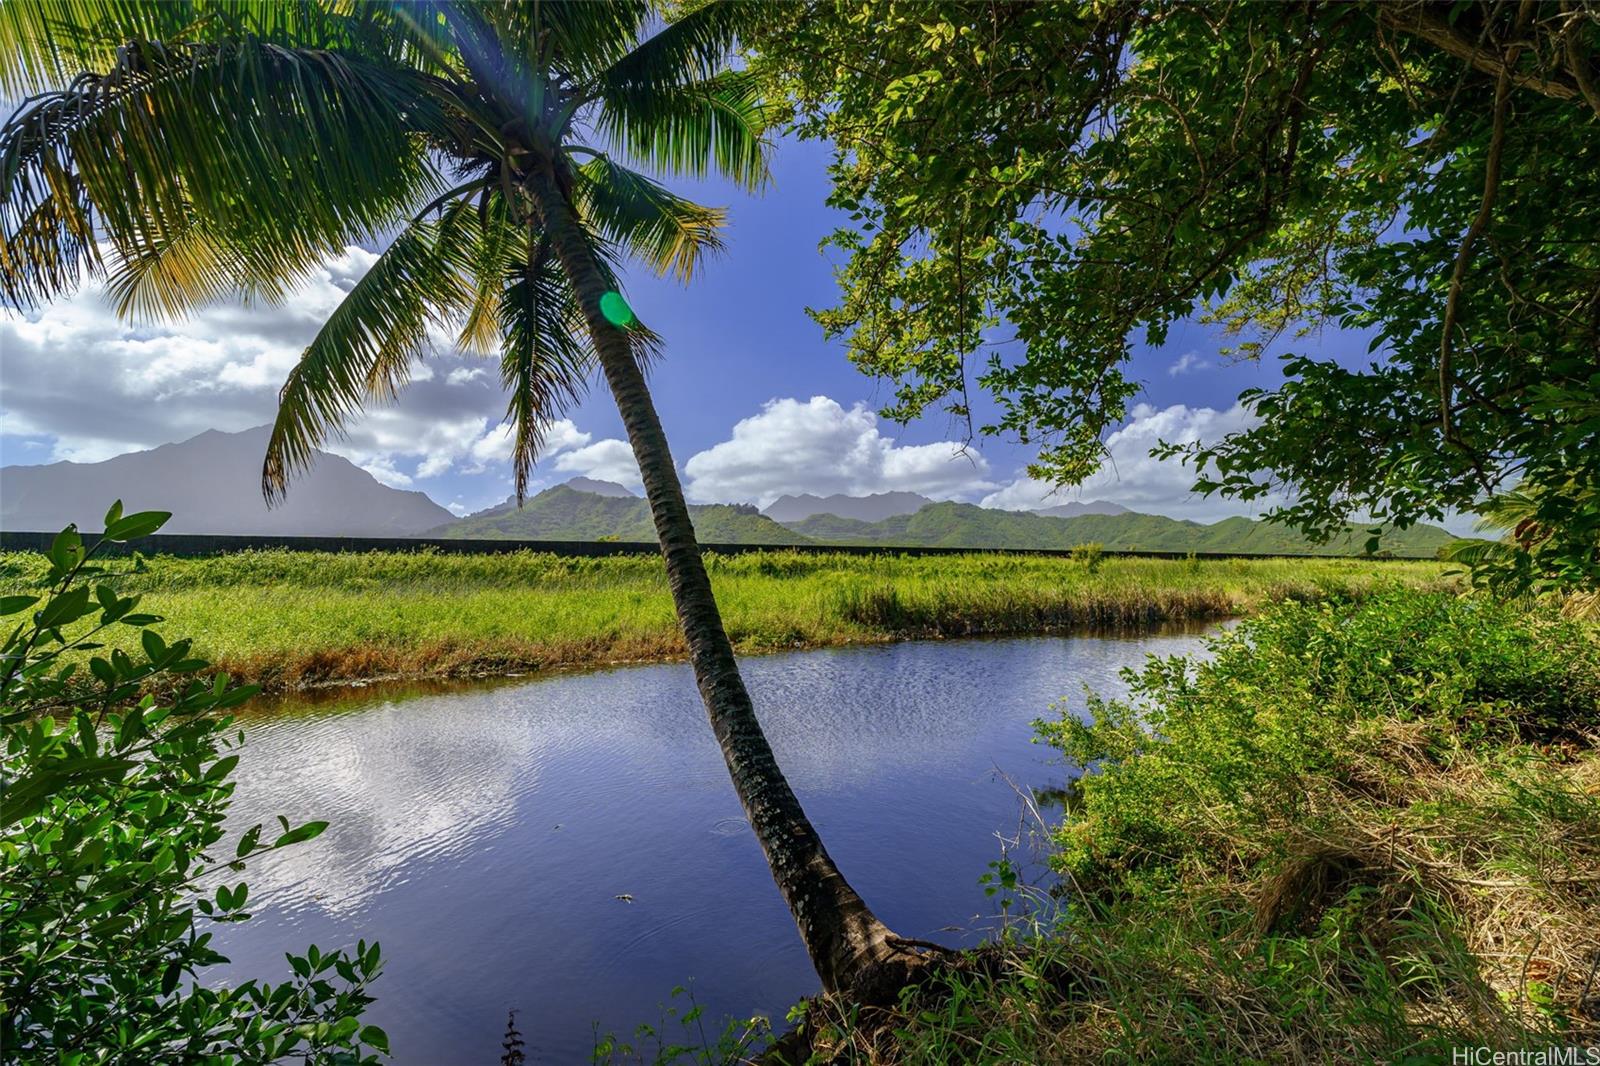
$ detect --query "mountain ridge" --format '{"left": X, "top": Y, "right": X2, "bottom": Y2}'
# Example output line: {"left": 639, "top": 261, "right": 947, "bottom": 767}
{"left": 432, "top": 484, "right": 804, "bottom": 544}
{"left": 1034, "top": 499, "right": 1130, "bottom": 518}
{"left": 0, "top": 426, "right": 453, "bottom": 536}
{"left": 2, "top": 434, "right": 1457, "bottom": 556}
{"left": 763, "top": 491, "right": 934, "bottom": 523}
{"left": 778, "top": 500, "right": 1454, "bottom": 557}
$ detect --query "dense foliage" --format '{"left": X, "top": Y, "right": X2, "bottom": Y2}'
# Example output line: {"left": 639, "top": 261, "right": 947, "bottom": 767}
{"left": 1, "top": 508, "right": 385, "bottom": 1063}
{"left": 1044, "top": 588, "right": 1600, "bottom": 883}
{"left": 753, "top": 1, "right": 1600, "bottom": 590}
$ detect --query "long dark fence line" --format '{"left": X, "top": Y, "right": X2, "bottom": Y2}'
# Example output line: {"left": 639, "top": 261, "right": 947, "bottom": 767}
{"left": 0, "top": 530, "right": 1438, "bottom": 562}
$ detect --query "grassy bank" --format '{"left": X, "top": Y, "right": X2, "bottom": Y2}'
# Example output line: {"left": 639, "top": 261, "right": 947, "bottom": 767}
{"left": 778, "top": 590, "right": 1600, "bottom": 1064}
{"left": 0, "top": 548, "right": 1445, "bottom": 690}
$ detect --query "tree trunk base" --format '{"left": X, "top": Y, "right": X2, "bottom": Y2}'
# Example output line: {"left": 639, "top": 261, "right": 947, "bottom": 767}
{"left": 763, "top": 937, "right": 956, "bottom": 1065}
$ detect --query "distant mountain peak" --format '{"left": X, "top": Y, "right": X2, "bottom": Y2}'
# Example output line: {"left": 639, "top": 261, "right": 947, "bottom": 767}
{"left": 562, "top": 476, "right": 636, "bottom": 498}
{"left": 0, "top": 425, "right": 453, "bottom": 536}
{"left": 432, "top": 484, "right": 803, "bottom": 543}
{"left": 1031, "top": 499, "right": 1131, "bottom": 519}
{"left": 763, "top": 490, "right": 935, "bottom": 524}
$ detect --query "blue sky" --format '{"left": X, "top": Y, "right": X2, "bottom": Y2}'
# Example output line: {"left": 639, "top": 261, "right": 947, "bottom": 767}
{"left": 0, "top": 132, "right": 1350, "bottom": 523}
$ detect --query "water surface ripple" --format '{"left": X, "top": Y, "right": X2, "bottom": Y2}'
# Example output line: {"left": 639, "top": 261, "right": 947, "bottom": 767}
{"left": 215, "top": 630, "right": 1215, "bottom": 1063}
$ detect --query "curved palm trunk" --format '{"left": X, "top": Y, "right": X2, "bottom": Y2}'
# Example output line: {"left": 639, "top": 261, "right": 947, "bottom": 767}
{"left": 526, "top": 168, "right": 918, "bottom": 999}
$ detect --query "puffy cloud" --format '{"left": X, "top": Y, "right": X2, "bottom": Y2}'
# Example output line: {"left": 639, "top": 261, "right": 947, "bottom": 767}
{"left": 1167, "top": 351, "right": 1211, "bottom": 376}
{"left": 447, "top": 367, "right": 487, "bottom": 386}
{"left": 681, "top": 396, "right": 993, "bottom": 506}
{"left": 461, "top": 419, "right": 591, "bottom": 475}
{"left": 356, "top": 454, "right": 414, "bottom": 488}
{"left": 982, "top": 402, "right": 1273, "bottom": 522}
{"left": 0, "top": 246, "right": 597, "bottom": 488}
{"left": 553, "top": 439, "right": 644, "bottom": 489}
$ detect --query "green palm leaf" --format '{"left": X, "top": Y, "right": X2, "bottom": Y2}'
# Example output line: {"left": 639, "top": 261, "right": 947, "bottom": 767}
{"left": 499, "top": 232, "right": 594, "bottom": 500}
{"left": 0, "top": 23, "right": 444, "bottom": 312}
{"left": 596, "top": 67, "right": 771, "bottom": 191}
{"left": 592, "top": 0, "right": 761, "bottom": 96}
{"left": 575, "top": 156, "right": 725, "bottom": 282}
{"left": 264, "top": 208, "right": 476, "bottom": 501}
{"left": 101, "top": 212, "right": 285, "bottom": 321}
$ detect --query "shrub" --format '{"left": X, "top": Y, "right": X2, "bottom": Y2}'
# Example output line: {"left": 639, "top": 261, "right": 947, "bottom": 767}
{"left": 1, "top": 508, "right": 386, "bottom": 1062}
{"left": 1041, "top": 589, "right": 1600, "bottom": 884}
{"left": 1068, "top": 542, "right": 1103, "bottom": 573}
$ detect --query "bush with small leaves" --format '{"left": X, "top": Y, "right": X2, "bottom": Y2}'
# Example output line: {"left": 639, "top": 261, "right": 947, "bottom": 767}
{"left": 1, "top": 504, "right": 388, "bottom": 1063}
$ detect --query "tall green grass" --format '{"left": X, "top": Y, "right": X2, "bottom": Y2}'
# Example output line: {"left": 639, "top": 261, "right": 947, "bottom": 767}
{"left": 0, "top": 548, "right": 1447, "bottom": 689}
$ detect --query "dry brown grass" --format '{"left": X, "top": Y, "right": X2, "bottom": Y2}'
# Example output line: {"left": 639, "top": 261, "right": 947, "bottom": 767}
{"left": 781, "top": 748, "right": 1600, "bottom": 1064}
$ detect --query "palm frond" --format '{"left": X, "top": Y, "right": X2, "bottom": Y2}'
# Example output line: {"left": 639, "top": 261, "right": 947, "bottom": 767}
{"left": 264, "top": 211, "right": 476, "bottom": 501}
{"left": 0, "top": 0, "right": 422, "bottom": 95}
{"left": 0, "top": 0, "right": 206, "bottom": 95}
{"left": 1439, "top": 538, "right": 1514, "bottom": 568}
{"left": 499, "top": 231, "right": 595, "bottom": 501}
{"left": 574, "top": 155, "right": 725, "bottom": 282}
{"left": 442, "top": 183, "right": 522, "bottom": 354}
{"left": 0, "top": 31, "right": 445, "bottom": 311}
{"left": 101, "top": 211, "right": 289, "bottom": 320}
{"left": 485, "top": 0, "right": 652, "bottom": 86}
{"left": 596, "top": 67, "right": 771, "bottom": 191}
{"left": 591, "top": 0, "right": 759, "bottom": 98}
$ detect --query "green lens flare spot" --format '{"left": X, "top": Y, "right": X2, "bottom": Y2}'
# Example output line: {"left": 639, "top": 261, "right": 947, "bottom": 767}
{"left": 599, "top": 291, "right": 635, "bottom": 328}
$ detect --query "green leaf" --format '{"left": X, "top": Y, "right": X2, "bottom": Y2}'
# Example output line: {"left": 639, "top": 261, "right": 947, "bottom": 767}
{"left": 89, "top": 655, "right": 118, "bottom": 684}
{"left": 236, "top": 824, "right": 263, "bottom": 858}
{"left": 206, "top": 754, "right": 240, "bottom": 782}
{"left": 103, "top": 510, "right": 172, "bottom": 542}
{"left": 273, "top": 821, "right": 329, "bottom": 848}
{"left": 157, "top": 960, "right": 181, "bottom": 996}
{"left": 0, "top": 595, "right": 38, "bottom": 615}
{"left": 48, "top": 526, "right": 83, "bottom": 572}
{"left": 35, "top": 586, "right": 93, "bottom": 628}
{"left": 360, "top": 1025, "right": 390, "bottom": 1053}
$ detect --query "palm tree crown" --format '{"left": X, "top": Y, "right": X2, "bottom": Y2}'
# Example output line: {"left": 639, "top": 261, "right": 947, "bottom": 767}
{"left": 1, "top": 0, "right": 764, "bottom": 496}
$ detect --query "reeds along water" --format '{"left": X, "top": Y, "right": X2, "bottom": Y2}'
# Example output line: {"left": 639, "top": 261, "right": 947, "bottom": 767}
{"left": 0, "top": 548, "right": 1452, "bottom": 691}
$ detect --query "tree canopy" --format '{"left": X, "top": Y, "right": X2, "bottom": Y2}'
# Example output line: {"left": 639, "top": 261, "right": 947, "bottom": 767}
{"left": 753, "top": 1, "right": 1600, "bottom": 590}
{"left": 0, "top": 0, "right": 766, "bottom": 500}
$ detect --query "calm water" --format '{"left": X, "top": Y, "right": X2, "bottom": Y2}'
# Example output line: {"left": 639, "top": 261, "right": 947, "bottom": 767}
{"left": 213, "top": 630, "right": 1215, "bottom": 1063}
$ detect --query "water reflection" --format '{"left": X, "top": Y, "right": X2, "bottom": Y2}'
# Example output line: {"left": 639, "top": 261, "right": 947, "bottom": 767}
{"left": 216, "top": 629, "right": 1217, "bottom": 1063}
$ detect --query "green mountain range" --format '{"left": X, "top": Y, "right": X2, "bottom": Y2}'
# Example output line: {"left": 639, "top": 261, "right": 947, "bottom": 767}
{"left": 433, "top": 483, "right": 1456, "bottom": 557}
{"left": 783, "top": 501, "right": 1455, "bottom": 556}
{"left": 431, "top": 485, "right": 807, "bottom": 544}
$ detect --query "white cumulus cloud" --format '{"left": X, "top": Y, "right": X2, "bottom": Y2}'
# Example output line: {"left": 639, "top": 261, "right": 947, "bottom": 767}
{"left": 1167, "top": 351, "right": 1212, "bottom": 376}
{"left": 681, "top": 396, "right": 993, "bottom": 506}
{"left": 982, "top": 402, "right": 1271, "bottom": 522}
{"left": 553, "top": 439, "right": 644, "bottom": 489}
{"left": 0, "top": 246, "right": 599, "bottom": 490}
{"left": 462, "top": 419, "right": 591, "bottom": 475}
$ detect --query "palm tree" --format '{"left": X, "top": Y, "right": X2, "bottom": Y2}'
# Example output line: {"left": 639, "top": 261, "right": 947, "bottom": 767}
{"left": 0, "top": 0, "right": 924, "bottom": 998}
